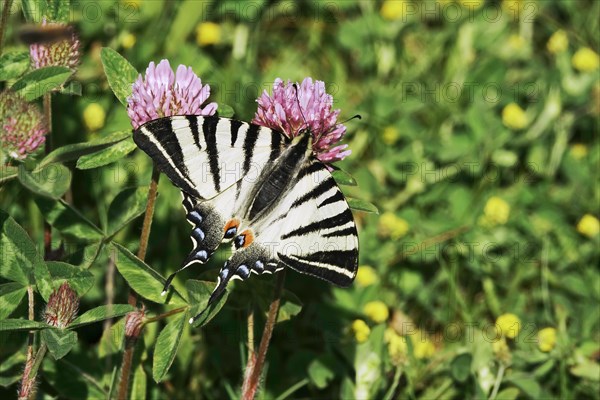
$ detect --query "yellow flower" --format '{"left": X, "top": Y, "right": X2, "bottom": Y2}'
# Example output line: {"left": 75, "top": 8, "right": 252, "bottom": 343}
{"left": 83, "top": 103, "right": 105, "bottom": 132}
{"left": 508, "top": 34, "right": 526, "bottom": 51}
{"left": 352, "top": 319, "right": 371, "bottom": 343}
{"left": 547, "top": 30, "right": 568, "bottom": 54}
{"left": 356, "top": 266, "right": 378, "bottom": 287}
{"left": 121, "top": 32, "right": 136, "bottom": 49}
{"left": 385, "top": 328, "right": 408, "bottom": 362}
{"left": 577, "top": 214, "right": 600, "bottom": 238}
{"left": 572, "top": 47, "right": 600, "bottom": 72}
{"left": 378, "top": 212, "right": 410, "bottom": 239}
{"left": 538, "top": 327, "right": 557, "bottom": 352}
{"left": 484, "top": 197, "right": 510, "bottom": 226}
{"left": 410, "top": 332, "right": 435, "bottom": 359}
{"left": 380, "top": 0, "right": 407, "bottom": 21}
{"left": 492, "top": 337, "right": 511, "bottom": 363}
{"left": 496, "top": 313, "right": 521, "bottom": 339}
{"left": 502, "top": 103, "right": 528, "bottom": 130}
{"left": 382, "top": 126, "right": 399, "bottom": 145}
{"left": 363, "top": 301, "right": 389, "bottom": 323}
{"left": 457, "top": 0, "right": 484, "bottom": 9}
{"left": 570, "top": 143, "right": 588, "bottom": 159}
{"left": 196, "top": 22, "right": 221, "bottom": 47}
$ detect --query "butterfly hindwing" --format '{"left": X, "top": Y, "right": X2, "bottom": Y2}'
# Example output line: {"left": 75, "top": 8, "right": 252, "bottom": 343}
{"left": 255, "top": 160, "right": 358, "bottom": 287}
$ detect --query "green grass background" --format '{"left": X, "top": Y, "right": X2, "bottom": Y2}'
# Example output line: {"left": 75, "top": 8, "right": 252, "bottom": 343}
{"left": 1, "top": 0, "right": 599, "bottom": 399}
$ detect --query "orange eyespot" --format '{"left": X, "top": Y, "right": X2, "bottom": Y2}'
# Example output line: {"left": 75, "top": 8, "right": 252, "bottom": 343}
{"left": 239, "top": 229, "right": 254, "bottom": 248}
{"left": 223, "top": 218, "right": 240, "bottom": 237}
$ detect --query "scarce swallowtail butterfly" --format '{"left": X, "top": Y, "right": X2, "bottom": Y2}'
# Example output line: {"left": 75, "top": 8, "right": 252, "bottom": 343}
{"left": 133, "top": 115, "right": 358, "bottom": 323}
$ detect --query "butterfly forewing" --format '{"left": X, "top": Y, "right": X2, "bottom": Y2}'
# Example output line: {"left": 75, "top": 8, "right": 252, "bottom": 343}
{"left": 133, "top": 115, "right": 284, "bottom": 200}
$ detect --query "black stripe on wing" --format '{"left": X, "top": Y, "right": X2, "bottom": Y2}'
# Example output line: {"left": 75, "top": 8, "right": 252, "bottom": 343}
{"left": 133, "top": 119, "right": 200, "bottom": 198}
{"left": 280, "top": 208, "right": 355, "bottom": 240}
{"left": 202, "top": 116, "right": 221, "bottom": 192}
{"left": 279, "top": 250, "right": 357, "bottom": 287}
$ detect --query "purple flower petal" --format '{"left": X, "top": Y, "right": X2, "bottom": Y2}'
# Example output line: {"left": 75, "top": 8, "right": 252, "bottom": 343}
{"left": 252, "top": 77, "right": 350, "bottom": 163}
{"left": 127, "top": 59, "right": 217, "bottom": 129}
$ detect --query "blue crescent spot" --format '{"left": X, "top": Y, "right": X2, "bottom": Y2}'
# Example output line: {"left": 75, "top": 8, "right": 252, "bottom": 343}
{"left": 237, "top": 264, "right": 250, "bottom": 279}
{"left": 195, "top": 250, "right": 208, "bottom": 262}
{"left": 225, "top": 227, "right": 237, "bottom": 238}
{"left": 192, "top": 228, "right": 205, "bottom": 242}
{"left": 234, "top": 235, "right": 245, "bottom": 248}
{"left": 219, "top": 268, "right": 229, "bottom": 279}
{"left": 188, "top": 210, "right": 202, "bottom": 224}
{"left": 254, "top": 260, "right": 264, "bottom": 271}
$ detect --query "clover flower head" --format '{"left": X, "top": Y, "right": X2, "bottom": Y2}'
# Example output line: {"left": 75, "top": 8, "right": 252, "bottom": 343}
{"left": 125, "top": 306, "right": 146, "bottom": 339}
{"left": 127, "top": 59, "right": 218, "bottom": 129}
{"left": 253, "top": 77, "right": 351, "bottom": 163}
{"left": 44, "top": 282, "right": 79, "bottom": 329}
{"left": 29, "top": 19, "right": 80, "bottom": 70}
{"left": 496, "top": 313, "right": 521, "bottom": 339}
{"left": 0, "top": 90, "right": 48, "bottom": 161}
{"left": 356, "top": 265, "right": 378, "bottom": 287}
{"left": 483, "top": 196, "right": 511, "bottom": 226}
{"left": 363, "top": 301, "right": 389, "bottom": 323}
{"left": 537, "top": 327, "right": 557, "bottom": 352}
{"left": 352, "top": 319, "right": 371, "bottom": 343}
{"left": 577, "top": 214, "right": 599, "bottom": 238}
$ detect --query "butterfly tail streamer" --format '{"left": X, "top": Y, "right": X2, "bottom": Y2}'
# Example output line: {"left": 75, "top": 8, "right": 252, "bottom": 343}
{"left": 188, "top": 267, "right": 232, "bottom": 324}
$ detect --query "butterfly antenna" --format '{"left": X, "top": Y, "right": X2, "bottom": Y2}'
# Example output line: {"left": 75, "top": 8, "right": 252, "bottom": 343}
{"left": 340, "top": 114, "right": 362, "bottom": 124}
{"left": 292, "top": 83, "right": 309, "bottom": 129}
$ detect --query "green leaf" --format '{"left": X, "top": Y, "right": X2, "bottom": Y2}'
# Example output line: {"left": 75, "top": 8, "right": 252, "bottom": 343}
{"left": 570, "top": 360, "right": 600, "bottom": 381}
{"left": 332, "top": 169, "right": 358, "bottom": 186}
{"left": 131, "top": 365, "right": 147, "bottom": 400}
{"left": 34, "top": 197, "right": 104, "bottom": 241}
{"left": 152, "top": 312, "right": 187, "bottom": 382}
{"left": 0, "top": 51, "right": 30, "bottom": 80}
{"left": 40, "top": 131, "right": 131, "bottom": 167}
{"left": 450, "top": 352, "right": 472, "bottom": 383}
{"left": 186, "top": 280, "right": 229, "bottom": 327}
{"left": 11, "top": 66, "right": 73, "bottom": 101}
{"left": 112, "top": 242, "right": 186, "bottom": 305}
{"left": 347, "top": 197, "right": 379, "bottom": 214}
{"left": 47, "top": 0, "right": 70, "bottom": 21}
{"left": 76, "top": 138, "right": 137, "bottom": 170}
{"left": 0, "top": 210, "right": 42, "bottom": 284}
{"left": 0, "top": 283, "right": 27, "bottom": 320}
{"left": 100, "top": 47, "right": 139, "bottom": 106}
{"left": 107, "top": 187, "right": 148, "bottom": 237}
{"left": 18, "top": 163, "right": 72, "bottom": 199}
{"left": 217, "top": 104, "right": 235, "bottom": 118}
{"left": 21, "top": 0, "right": 46, "bottom": 22}
{"left": 503, "top": 373, "right": 542, "bottom": 399}
{"left": 496, "top": 388, "right": 521, "bottom": 400}
{"left": 46, "top": 261, "right": 95, "bottom": 297}
{"left": 0, "top": 319, "right": 53, "bottom": 331}
{"left": 277, "top": 290, "right": 303, "bottom": 323}
{"left": 33, "top": 261, "right": 54, "bottom": 301}
{"left": 69, "top": 304, "right": 135, "bottom": 329}
{"left": 41, "top": 329, "right": 78, "bottom": 359}
{"left": 165, "top": 0, "right": 204, "bottom": 55}
{"left": 308, "top": 356, "right": 336, "bottom": 389}
{"left": 0, "top": 165, "right": 19, "bottom": 183}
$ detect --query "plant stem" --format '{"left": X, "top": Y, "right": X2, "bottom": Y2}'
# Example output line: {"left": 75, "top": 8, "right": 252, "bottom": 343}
{"left": 241, "top": 270, "right": 286, "bottom": 400}
{"left": 18, "top": 343, "right": 47, "bottom": 400}
{"left": 0, "top": 0, "right": 14, "bottom": 56}
{"left": 273, "top": 378, "right": 309, "bottom": 400}
{"left": 116, "top": 166, "right": 160, "bottom": 400}
{"left": 488, "top": 363, "right": 506, "bottom": 400}
{"left": 247, "top": 307, "right": 255, "bottom": 358}
{"left": 43, "top": 93, "right": 53, "bottom": 256}
{"left": 144, "top": 306, "right": 187, "bottom": 324}
{"left": 20, "top": 286, "right": 36, "bottom": 399}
